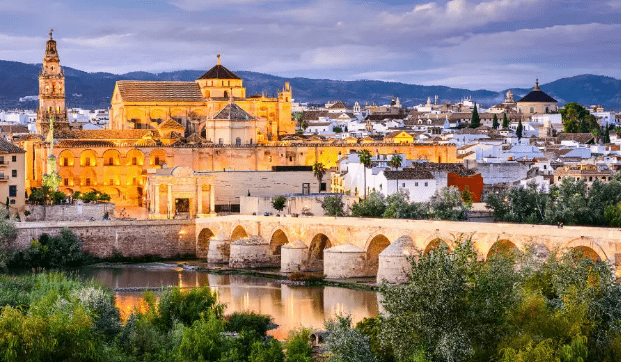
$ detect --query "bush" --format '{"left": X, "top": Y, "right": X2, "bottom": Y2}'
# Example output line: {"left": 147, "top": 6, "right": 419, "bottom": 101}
{"left": 13, "top": 228, "right": 86, "bottom": 269}
{"left": 285, "top": 328, "right": 313, "bottom": 362}
{"left": 351, "top": 191, "right": 386, "bottom": 218}
{"left": 156, "top": 286, "right": 224, "bottom": 331}
{"left": 272, "top": 195, "right": 287, "bottom": 212}
{"left": 322, "top": 195, "right": 345, "bottom": 216}
{"left": 226, "top": 311, "right": 273, "bottom": 337}
{"left": 250, "top": 338, "right": 285, "bottom": 362}
{"left": 324, "top": 315, "right": 378, "bottom": 362}
{"left": 288, "top": 272, "right": 323, "bottom": 282}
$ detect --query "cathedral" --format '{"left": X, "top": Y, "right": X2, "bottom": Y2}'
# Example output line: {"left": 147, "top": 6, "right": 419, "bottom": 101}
{"left": 20, "top": 31, "right": 457, "bottom": 212}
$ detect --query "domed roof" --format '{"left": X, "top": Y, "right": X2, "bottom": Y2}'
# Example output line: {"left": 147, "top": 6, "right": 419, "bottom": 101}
{"left": 324, "top": 243, "right": 364, "bottom": 253}
{"left": 282, "top": 240, "right": 307, "bottom": 249}
{"left": 380, "top": 235, "right": 418, "bottom": 256}
{"left": 517, "top": 80, "right": 557, "bottom": 103}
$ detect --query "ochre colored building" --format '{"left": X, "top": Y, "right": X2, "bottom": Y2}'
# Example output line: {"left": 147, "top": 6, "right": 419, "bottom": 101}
{"left": 21, "top": 32, "right": 459, "bottom": 209}
{"left": 109, "top": 54, "right": 294, "bottom": 141}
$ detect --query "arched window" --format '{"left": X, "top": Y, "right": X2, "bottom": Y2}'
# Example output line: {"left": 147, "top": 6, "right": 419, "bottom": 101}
{"left": 236, "top": 137, "right": 241, "bottom": 146}
{"left": 223, "top": 90, "right": 228, "bottom": 98}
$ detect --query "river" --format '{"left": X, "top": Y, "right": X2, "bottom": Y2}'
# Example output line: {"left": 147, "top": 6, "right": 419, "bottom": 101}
{"left": 79, "top": 265, "right": 380, "bottom": 339}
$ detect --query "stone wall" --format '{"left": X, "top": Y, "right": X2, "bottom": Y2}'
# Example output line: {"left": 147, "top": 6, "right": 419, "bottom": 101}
{"left": 15, "top": 219, "right": 195, "bottom": 258}
{"left": 476, "top": 162, "right": 530, "bottom": 185}
{"left": 240, "top": 194, "right": 358, "bottom": 216}
{"left": 26, "top": 202, "right": 115, "bottom": 222}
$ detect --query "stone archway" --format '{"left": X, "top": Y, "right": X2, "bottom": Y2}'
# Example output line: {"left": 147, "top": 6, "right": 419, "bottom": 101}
{"left": 307, "top": 233, "right": 332, "bottom": 270}
{"left": 270, "top": 229, "right": 289, "bottom": 256}
{"left": 231, "top": 225, "right": 248, "bottom": 241}
{"left": 424, "top": 238, "right": 449, "bottom": 255}
{"left": 571, "top": 245, "right": 601, "bottom": 262}
{"left": 565, "top": 238, "right": 607, "bottom": 262}
{"left": 365, "top": 234, "right": 391, "bottom": 275}
{"left": 197, "top": 228, "right": 215, "bottom": 259}
{"left": 487, "top": 239, "right": 518, "bottom": 259}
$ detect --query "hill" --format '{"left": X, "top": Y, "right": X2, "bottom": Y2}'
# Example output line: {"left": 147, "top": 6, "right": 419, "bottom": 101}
{"left": 1, "top": 60, "right": 620, "bottom": 110}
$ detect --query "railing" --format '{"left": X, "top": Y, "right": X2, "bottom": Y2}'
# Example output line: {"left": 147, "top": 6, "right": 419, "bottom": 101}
{"left": 0, "top": 160, "right": 9, "bottom": 166}
{"left": 0, "top": 175, "right": 9, "bottom": 181}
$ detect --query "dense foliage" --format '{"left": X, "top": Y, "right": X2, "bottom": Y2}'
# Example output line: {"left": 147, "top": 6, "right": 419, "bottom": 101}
{"left": 28, "top": 186, "right": 67, "bottom": 205}
{"left": 485, "top": 175, "right": 621, "bottom": 226}
{"left": 373, "top": 239, "right": 621, "bottom": 362}
{"left": 351, "top": 187, "right": 468, "bottom": 221}
{"left": 272, "top": 195, "right": 287, "bottom": 212}
{"left": 73, "top": 191, "right": 111, "bottom": 203}
{"left": 561, "top": 102, "right": 599, "bottom": 134}
{"left": 0, "top": 272, "right": 303, "bottom": 362}
{"left": 321, "top": 195, "right": 345, "bottom": 216}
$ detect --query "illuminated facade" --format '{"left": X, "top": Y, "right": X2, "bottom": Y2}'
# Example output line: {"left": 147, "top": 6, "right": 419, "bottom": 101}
{"left": 36, "top": 30, "right": 69, "bottom": 135}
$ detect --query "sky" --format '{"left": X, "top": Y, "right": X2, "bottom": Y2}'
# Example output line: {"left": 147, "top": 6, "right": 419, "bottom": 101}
{"left": 0, "top": 0, "right": 620, "bottom": 90}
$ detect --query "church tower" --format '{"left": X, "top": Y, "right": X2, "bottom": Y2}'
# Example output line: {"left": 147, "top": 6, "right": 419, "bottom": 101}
{"left": 37, "top": 29, "right": 69, "bottom": 135}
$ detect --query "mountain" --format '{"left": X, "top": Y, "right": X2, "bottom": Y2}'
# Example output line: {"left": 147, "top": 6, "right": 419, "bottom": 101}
{"left": 1, "top": 60, "right": 620, "bottom": 110}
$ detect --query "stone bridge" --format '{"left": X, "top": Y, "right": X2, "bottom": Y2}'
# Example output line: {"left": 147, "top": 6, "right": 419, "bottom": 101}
{"left": 196, "top": 216, "right": 621, "bottom": 282}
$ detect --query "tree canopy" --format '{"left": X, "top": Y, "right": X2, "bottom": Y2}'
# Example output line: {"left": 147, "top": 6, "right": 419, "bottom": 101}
{"left": 561, "top": 102, "right": 599, "bottom": 134}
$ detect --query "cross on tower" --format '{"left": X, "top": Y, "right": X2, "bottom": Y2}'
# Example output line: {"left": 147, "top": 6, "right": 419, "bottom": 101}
{"left": 50, "top": 29, "right": 54, "bottom": 39}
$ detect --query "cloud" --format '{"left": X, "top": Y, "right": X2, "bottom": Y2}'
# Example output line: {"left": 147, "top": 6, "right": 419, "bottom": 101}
{"left": 63, "top": 33, "right": 134, "bottom": 48}
{"left": 169, "top": 0, "right": 279, "bottom": 11}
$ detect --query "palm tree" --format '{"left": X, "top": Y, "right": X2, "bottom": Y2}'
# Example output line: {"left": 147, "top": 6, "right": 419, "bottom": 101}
{"left": 313, "top": 162, "right": 326, "bottom": 193}
{"left": 358, "top": 149, "right": 372, "bottom": 198}
{"left": 388, "top": 154, "right": 403, "bottom": 193}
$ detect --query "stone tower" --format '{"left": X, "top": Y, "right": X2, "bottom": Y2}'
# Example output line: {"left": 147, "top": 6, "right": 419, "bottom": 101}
{"left": 37, "top": 29, "right": 69, "bottom": 135}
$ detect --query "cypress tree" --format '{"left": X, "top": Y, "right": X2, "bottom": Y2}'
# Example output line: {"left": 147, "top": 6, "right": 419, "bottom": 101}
{"left": 516, "top": 120, "right": 523, "bottom": 140}
{"left": 502, "top": 112, "right": 509, "bottom": 129}
{"left": 492, "top": 114, "right": 499, "bottom": 129}
{"left": 469, "top": 103, "right": 481, "bottom": 128}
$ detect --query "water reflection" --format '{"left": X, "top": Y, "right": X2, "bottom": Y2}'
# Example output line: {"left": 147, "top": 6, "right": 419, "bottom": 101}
{"left": 80, "top": 266, "right": 379, "bottom": 339}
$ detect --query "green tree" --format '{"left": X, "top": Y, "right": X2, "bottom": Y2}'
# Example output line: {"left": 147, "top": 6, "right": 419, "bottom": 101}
{"left": 603, "top": 125, "right": 611, "bottom": 144}
{"left": 324, "top": 315, "right": 379, "bottom": 362}
{"left": 502, "top": 112, "right": 509, "bottom": 129}
{"left": 516, "top": 120, "right": 523, "bottom": 140}
{"left": 492, "top": 113, "right": 499, "bottom": 129}
{"left": 383, "top": 191, "right": 411, "bottom": 219}
{"left": 0, "top": 208, "right": 17, "bottom": 272}
{"left": 313, "top": 162, "right": 326, "bottom": 193}
{"left": 351, "top": 191, "right": 386, "bottom": 218}
{"left": 429, "top": 186, "right": 469, "bottom": 220}
{"left": 358, "top": 149, "right": 373, "bottom": 198}
{"left": 285, "top": 329, "right": 313, "bottom": 362}
{"left": 333, "top": 126, "right": 343, "bottom": 133}
{"left": 461, "top": 185, "right": 474, "bottom": 208}
{"left": 561, "top": 102, "right": 599, "bottom": 134}
{"left": 271, "top": 195, "right": 287, "bottom": 212}
{"left": 322, "top": 195, "right": 345, "bottom": 216}
{"left": 469, "top": 103, "right": 481, "bottom": 128}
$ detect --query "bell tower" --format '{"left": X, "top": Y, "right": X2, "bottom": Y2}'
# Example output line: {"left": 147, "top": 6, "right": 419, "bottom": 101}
{"left": 37, "top": 29, "right": 69, "bottom": 135}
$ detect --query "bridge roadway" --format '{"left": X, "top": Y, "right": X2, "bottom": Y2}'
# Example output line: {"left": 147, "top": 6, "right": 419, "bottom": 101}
{"left": 196, "top": 215, "right": 621, "bottom": 279}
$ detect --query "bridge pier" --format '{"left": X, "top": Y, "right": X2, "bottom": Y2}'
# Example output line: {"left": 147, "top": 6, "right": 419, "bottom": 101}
{"left": 229, "top": 236, "right": 279, "bottom": 268}
{"left": 377, "top": 235, "right": 418, "bottom": 284}
{"left": 324, "top": 244, "right": 372, "bottom": 279}
{"left": 281, "top": 240, "right": 309, "bottom": 273}
{"left": 207, "top": 233, "right": 230, "bottom": 264}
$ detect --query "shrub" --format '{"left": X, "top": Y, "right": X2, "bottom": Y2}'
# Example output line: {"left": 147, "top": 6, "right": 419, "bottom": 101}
{"left": 250, "top": 338, "right": 285, "bottom": 362}
{"left": 177, "top": 314, "right": 226, "bottom": 362}
{"left": 288, "top": 272, "right": 323, "bottom": 283}
{"left": 156, "top": 286, "right": 224, "bottom": 330}
{"left": 322, "top": 195, "right": 345, "bottom": 216}
{"left": 285, "top": 328, "right": 313, "bottom": 362}
{"left": 226, "top": 311, "right": 273, "bottom": 337}
{"left": 272, "top": 195, "right": 287, "bottom": 212}
{"left": 324, "top": 315, "right": 378, "bottom": 362}
{"left": 15, "top": 228, "right": 86, "bottom": 269}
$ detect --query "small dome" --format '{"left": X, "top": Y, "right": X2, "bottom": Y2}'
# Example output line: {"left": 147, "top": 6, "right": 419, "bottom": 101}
{"left": 324, "top": 243, "right": 364, "bottom": 253}
{"left": 380, "top": 235, "right": 418, "bottom": 257}
{"left": 282, "top": 240, "right": 307, "bottom": 249}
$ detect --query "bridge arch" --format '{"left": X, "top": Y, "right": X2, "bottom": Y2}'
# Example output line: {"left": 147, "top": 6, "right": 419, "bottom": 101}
{"left": 230, "top": 224, "right": 249, "bottom": 241}
{"left": 270, "top": 229, "right": 289, "bottom": 255}
{"left": 424, "top": 237, "right": 450, "bottom": 255}
{"left": 365, "top": 234, "right": 391, "bottom": 275}
{"left": 197, "top": 228, "right": 215, "bottom": 258}
{"left": 486, "top": 239, "right": 518, "bottom": 259}
{"left": 307, "top": 233, "right": 333, "bottom": 270}
{"left": 564, "top": 238, "right": 607, "bottom": 262}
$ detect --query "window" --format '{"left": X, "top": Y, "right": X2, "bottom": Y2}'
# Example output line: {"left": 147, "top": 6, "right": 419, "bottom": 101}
{"left": 64, "top": 178, "right": 69, "bottom": 186}
{"left": 236, "top": 137, "right": 242, "bottom": 146}
{"left": 425, "top": 182, "right": 428, "bottom": 187}
{"left": 218, "top": 138, "right": 224, "bottom": 145}
{"left": 85, "top": 158, "right": 91, "bottom": 166}
{"left": 9, "top": 186, "right": 16, "bottom": 197}
{"left": 85, "top": 178, "right": 91, "bottom": 186}
{"left": 11, "top": 156, "right": 16, "bottom": 162}
{"left": 9, "top": 199, "right": 15, "bottom": 205}
{"left": 108, "top": 157, "right": 114, "bottom": 165}
{"left": 132, "top": 157, "right": 138, "bottom": 166}
{"left": 63, "top": 158, "right": 69, "bottom": 166}
{"left": 415, "top": 182, "right": 419, "bottom": 186}
{"left": 109, "top": 179, "right": 114, "bottom": 186}
{"left": 402, "top": 183, "right": 406, "bottom": 187}
{"left": 11, "top": 170, "right": 16, "bottom": 178}
{"left": 268, "top": 156, "right": 273, "bottom": 162}
{"left": 320, "top": 183, "right": 327, "bottom": 192}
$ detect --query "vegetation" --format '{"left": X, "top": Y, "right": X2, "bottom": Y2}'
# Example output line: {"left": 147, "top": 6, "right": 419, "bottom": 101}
{"left": 0, "top": 272, "right": 296, "bottom": 362}
{"left": 333, "top": 126, "right": 343, "bottom": 133}
{"left": 271, "top": 195, "right": 287, "bottom": 212}
{"left": 492, "top": 114, "right": 499, "bottom": 129}
{"left": 516, "top": 119, "right": 523, "bottom": 140}
{"left": 350, "top": 187, "right": 468, "bottom": 221}
{"left": 28, "top": 186, "right": 67, "bottom": 205}
{"left": 321, "top": 195, "right": 345, "bottom": 216}
{"left": 313, "top": 162, "right": 326, "bottom": 193}
{"left": 374, "top": 238, "right": 621, "bottom": 362}
{"left": 358, "top": 149, "right": 373, "bottom": 198}
{"left": 561, "top": 102, "right": 599, "bottom": 134}
{"left": 73, "top": 191, "right": 111, "bottom": 203}
{"left": 469, "top": 104, "right": 480, "bottom": 129}
{"left": 485, "top": 175, "right": 621, "bottom": 226}
{"left": 388, "top": 155, "right": 403, "bottom": 192}
{"left": 502, "top": 112, "right": 509, "bottom": 129}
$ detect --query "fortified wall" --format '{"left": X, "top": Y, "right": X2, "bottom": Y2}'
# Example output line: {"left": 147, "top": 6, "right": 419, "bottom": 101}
{"left": 15, "top": 219, "right": 195, "bottom": 258}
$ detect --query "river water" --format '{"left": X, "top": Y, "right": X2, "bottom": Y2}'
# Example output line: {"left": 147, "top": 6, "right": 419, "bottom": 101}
{"left": 79, "top": 265, "right": 380, "bottom": 339}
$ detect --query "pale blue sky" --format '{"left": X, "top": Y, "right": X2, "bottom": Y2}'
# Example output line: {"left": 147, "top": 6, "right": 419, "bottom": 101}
{"left": 1, "top": 0, "right": 619, "bottom": 90}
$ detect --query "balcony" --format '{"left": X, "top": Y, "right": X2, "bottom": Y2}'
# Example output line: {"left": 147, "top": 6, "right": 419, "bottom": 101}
{"left": 0, "top": 175, "right": 9, "bottom": 182}
{"left": 0, "top": 160, "right": 9, "bottom": 167}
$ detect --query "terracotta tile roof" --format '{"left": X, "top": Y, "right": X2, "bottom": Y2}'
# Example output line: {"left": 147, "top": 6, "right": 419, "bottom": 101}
{"left": 54, "top": 129, "right": 154, "bottom": 140}
{"left": 0, "top": 125, "right": 29, "bottom": 133}
{"left": 116, "top": 81, "right": 204, "bottom": 102}
{"left": 517, "top": 89, "right": 558, "bottom": 103}
{"left": 197, "top": 64, "right": 241, "bottom": 80}
{"left": 16, "top": 134, "right": 43, "bottom": 142}
{"left": 557, "top": 133, "right": 594, "bottom": 144}
{"left": 384, "top": 169, "right": 434, "bottom": 180}
{"left": 328, "top": 101, "right": 348, "bottom": 109}
{"left": 158, "top": 119, "right": 185, "bottom": 130}
{"left": 213, "top": 103, "right": 254, "bottom": 121}
{"left": 0, "top": 139, "right": 25, "bottom": 153}
{"left": 404, "top": 162, "right": 475, "bottom": 176}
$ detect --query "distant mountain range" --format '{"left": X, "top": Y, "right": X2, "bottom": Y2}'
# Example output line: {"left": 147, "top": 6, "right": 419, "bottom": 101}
{"left": 2, "top": 60, "right": 621, "bottom": 111}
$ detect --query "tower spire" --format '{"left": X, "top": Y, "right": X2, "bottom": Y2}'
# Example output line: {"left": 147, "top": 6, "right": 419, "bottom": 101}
{"left": 217, "top": 54, "right": 221, "bottom": 66}
{"left": 49, "top": 29, "right": 54, "bottom": 39}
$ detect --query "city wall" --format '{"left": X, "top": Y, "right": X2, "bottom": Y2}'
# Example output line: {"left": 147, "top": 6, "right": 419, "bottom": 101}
{"left": 14, "top": 219, "right": 195, "bottom": 258}
{"left": 26, "top": 203, "right": 116, "bottom": 222}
